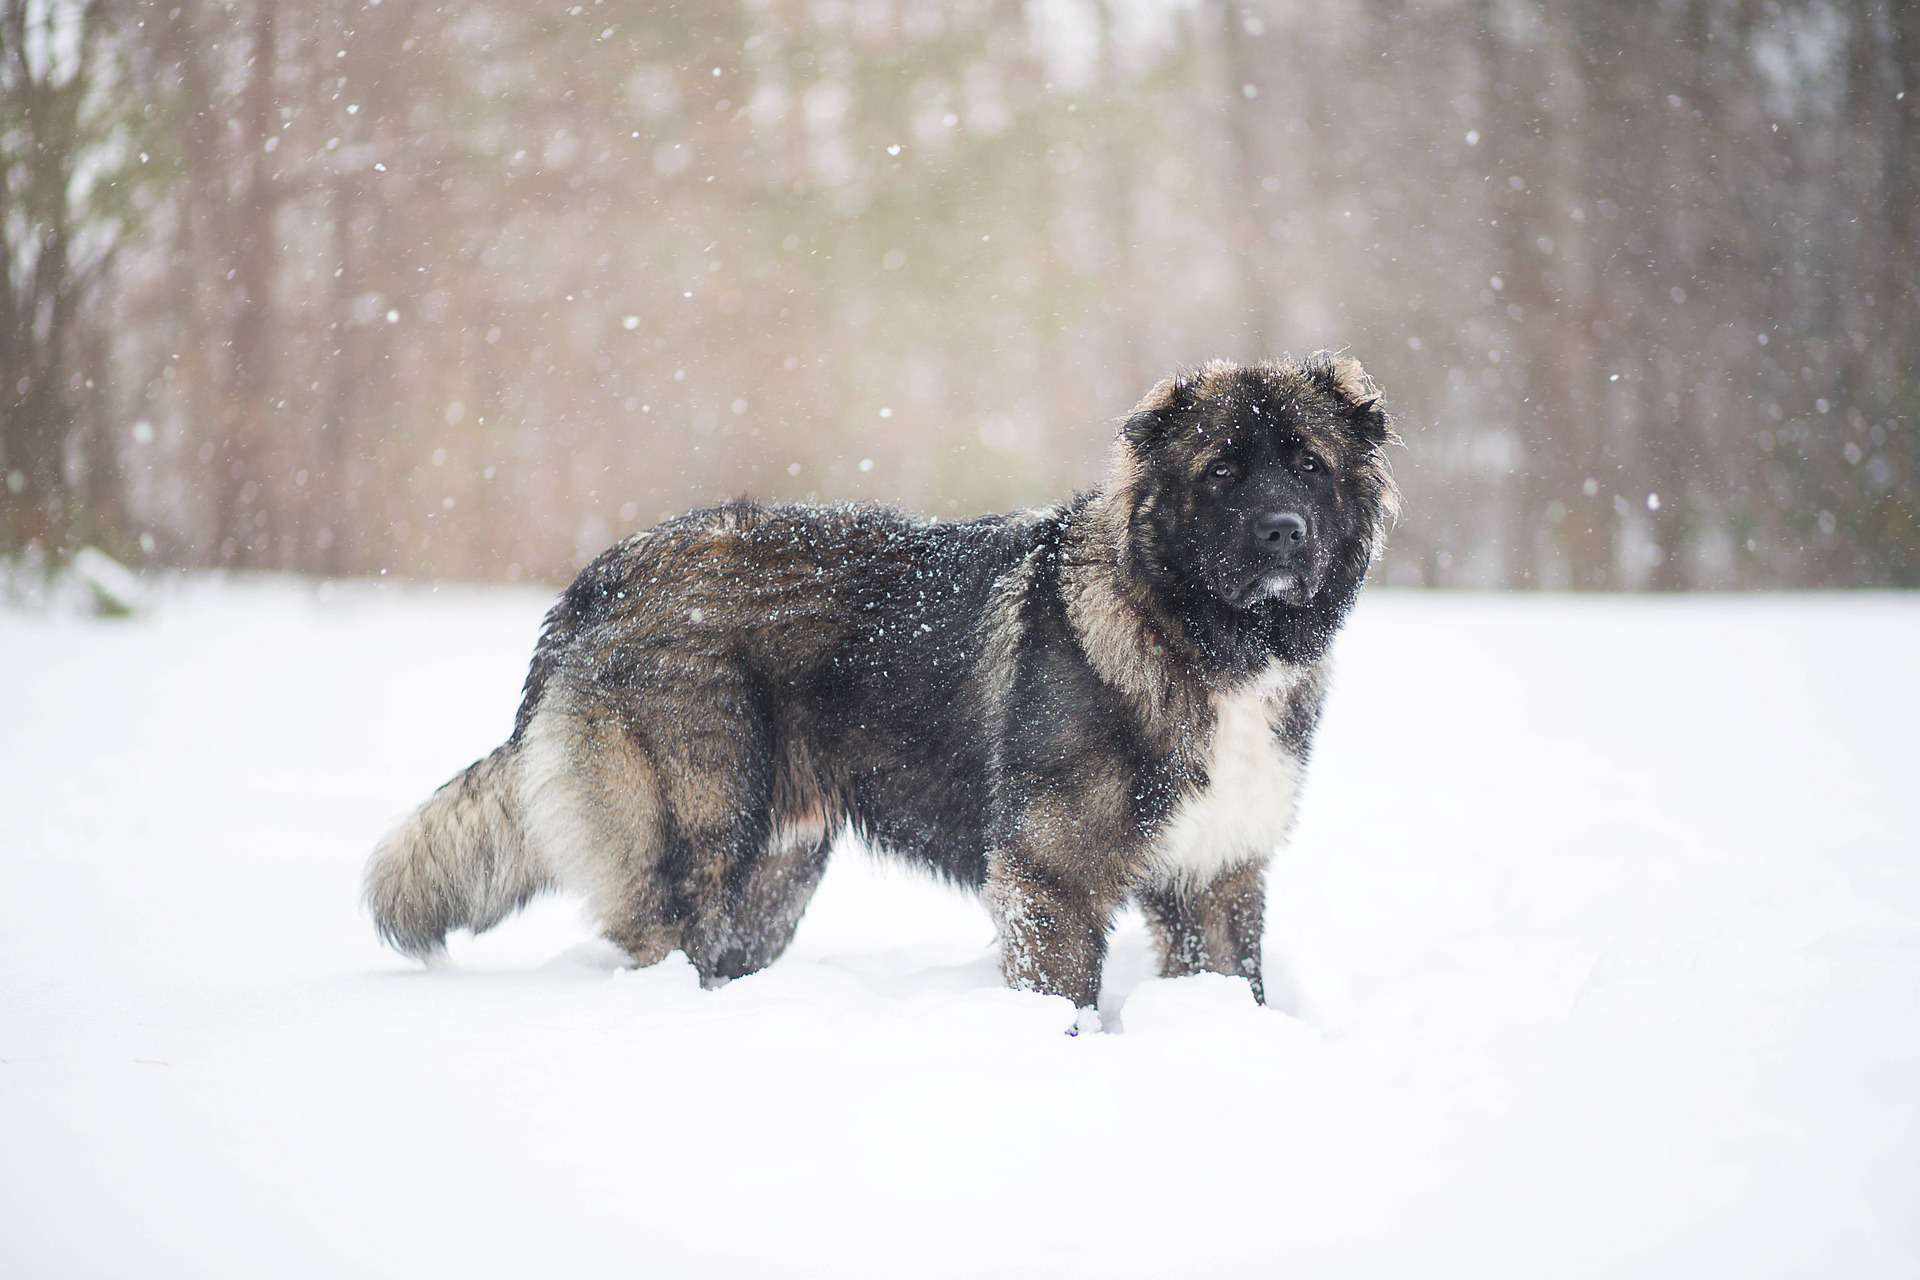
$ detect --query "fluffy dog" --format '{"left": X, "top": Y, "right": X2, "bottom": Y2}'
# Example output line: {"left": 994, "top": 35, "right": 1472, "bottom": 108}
{"left": 365, "top": 354, "right": 1400, "bottom": 1009}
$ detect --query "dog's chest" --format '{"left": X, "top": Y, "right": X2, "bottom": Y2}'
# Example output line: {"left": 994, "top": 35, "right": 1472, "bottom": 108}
{"left": 1150, "top": 664, "right": 1304, "bottom": 887}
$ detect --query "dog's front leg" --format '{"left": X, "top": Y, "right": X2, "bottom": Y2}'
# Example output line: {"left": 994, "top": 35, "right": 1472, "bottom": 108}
{"left": 1136, "top": 858, "right": 1269, "bottom": 1003}
{"left": 985, "top": 845, "right": 1126, "bottom": 1010}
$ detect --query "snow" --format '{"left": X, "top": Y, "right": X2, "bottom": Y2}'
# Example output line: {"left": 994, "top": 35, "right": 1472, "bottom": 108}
{"left": 69, "top": 547, "right": 148, "bottom": 617}
{"left": 4, "top": 579, "right": 1918, "bottom": 1277}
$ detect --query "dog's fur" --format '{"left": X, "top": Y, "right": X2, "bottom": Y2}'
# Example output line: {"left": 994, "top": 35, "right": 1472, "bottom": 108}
{"left": 365, "top": 354, "right": 1400, "bottom": 1008}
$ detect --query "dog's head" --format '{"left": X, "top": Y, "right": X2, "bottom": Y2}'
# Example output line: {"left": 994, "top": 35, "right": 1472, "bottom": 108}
{"left": 1116, "top": 354, "right": 1400, "bottom": 613}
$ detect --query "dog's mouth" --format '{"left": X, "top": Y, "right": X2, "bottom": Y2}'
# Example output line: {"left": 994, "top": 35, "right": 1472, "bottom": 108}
{"left": 1233, "top": 570, "right": 1314, "bottom": 609}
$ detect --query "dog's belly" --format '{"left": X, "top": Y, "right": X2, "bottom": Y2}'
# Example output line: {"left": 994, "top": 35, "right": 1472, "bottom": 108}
{"left": 1149, "top": 664, "right": 1304, "bottom": 889}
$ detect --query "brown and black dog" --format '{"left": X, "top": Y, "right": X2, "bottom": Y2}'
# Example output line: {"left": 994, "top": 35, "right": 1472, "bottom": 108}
{"left": 365, "top": 354, "right": 1400, "bottom": 1013}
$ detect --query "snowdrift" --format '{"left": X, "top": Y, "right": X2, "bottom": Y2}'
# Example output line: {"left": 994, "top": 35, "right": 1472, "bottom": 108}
{"left": 3, "top": 580, "right": 1916, "bottom": 1276}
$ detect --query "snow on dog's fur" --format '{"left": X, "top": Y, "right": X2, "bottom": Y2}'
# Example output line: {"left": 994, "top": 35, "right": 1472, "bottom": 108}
{"left": 366, "top": 354, "right": 1401, "bottom": 1009}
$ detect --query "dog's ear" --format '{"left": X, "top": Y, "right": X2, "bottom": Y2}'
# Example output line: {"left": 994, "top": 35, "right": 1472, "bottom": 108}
{"left": 1120, "top": 374, "right": 1192, "bottom": 450}
{"left": 1343, "top": 392, "right": 1397, "bottom": 448}
{"left": 1305, "top": 351, "right": 1398, "bottom": 448}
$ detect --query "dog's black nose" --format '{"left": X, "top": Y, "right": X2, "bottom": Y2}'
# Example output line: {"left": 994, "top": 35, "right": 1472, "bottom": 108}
{"left": 1252, "top": 511, "right": 1308, "bottom": 555}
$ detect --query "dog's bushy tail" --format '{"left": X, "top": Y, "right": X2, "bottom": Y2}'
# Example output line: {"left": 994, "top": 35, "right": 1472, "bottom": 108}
{"left": 363, "top": 743, "right": 553, "bottom": 959}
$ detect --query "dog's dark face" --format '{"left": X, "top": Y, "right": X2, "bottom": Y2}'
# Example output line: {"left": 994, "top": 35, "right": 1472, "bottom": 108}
{"left": 1121, "top": 355, "right": 1399, "bottom": 613}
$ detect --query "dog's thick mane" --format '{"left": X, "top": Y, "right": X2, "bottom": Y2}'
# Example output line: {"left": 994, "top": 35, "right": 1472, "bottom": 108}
{"left": 1058, "top": 354, "right": 1398, "bottom": 745}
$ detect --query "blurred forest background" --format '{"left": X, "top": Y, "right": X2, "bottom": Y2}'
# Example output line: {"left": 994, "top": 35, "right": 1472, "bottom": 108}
{"left": 2, "top": 0, "right": 1916, "bottom": 590}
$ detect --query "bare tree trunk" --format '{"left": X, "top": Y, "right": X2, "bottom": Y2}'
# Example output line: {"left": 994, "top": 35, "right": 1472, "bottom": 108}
{"left": 1217, "top": 0, "right": 1270, "bottom": 357}
{"left": 217, "top": 0, "right": 280, "bottom": 568}
{"left": 0, "top": 0, "right": 104, "bottom": 554}
{"left": 1477, "top": 0, "right": 1559, "bottom": 588}
{"left": 1892, "top": 0, "right": 1919, "bottom": 368}
{"left": 78, "top": 268, "right": 129, "bottom": 552}
{"left": 1095, "top": 0, "right": 1147, "bottom": 389}
{"left": 319, "top": 175, "right": 361, "bottom": 577}
{"left": 163, "top": 5, "right": 228, "bottom": 567}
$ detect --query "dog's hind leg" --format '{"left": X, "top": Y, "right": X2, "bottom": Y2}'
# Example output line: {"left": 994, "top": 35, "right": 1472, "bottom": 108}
{"left": 684, "top": 731, "right": 840, "bottom": 983}
{"left": 633, "top": 667, "right": 801, "bottom": 988}
{"left": 688, "top": 828, "right": 832, "bottom": 984}
{"left": 522, "top": 668, "right": 824, "bottom": 985}
{"left": 518, "top": 701, "right": 692, "bottom": 967}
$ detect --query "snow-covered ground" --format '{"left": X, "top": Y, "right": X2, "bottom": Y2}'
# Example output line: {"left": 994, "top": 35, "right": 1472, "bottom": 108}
{"left": 3, "top": 578, "right": 1917, "bottom": 1277}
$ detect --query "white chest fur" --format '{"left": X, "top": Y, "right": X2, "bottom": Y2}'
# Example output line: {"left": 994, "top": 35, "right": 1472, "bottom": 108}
{"left": 1149, "top": 662, "right": 1305, "bottom": 890}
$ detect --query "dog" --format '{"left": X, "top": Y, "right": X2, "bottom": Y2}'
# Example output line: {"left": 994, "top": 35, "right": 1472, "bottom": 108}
{"left": 365, "top": 354, "right": 1400, "bottom": 1010}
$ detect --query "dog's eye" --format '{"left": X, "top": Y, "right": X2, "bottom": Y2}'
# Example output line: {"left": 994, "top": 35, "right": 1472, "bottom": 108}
{"left": 1209, "top": 463, "right": 1237, "bottom": 480}
{"left": 1300, "top": 456, "right": 1319, "bottom": 473}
